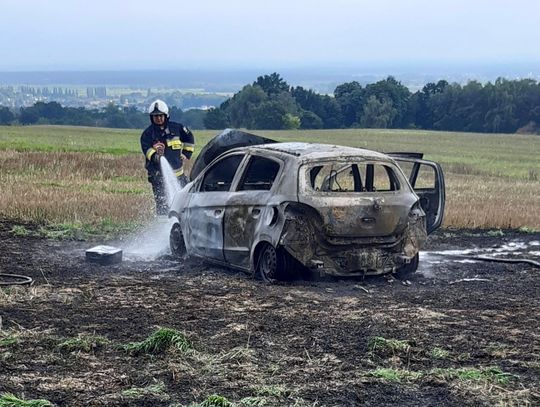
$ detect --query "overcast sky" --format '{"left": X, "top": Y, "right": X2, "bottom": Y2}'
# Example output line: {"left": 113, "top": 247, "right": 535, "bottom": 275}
{"left": 1, "top": 0, "right": 538, "bottom": 71}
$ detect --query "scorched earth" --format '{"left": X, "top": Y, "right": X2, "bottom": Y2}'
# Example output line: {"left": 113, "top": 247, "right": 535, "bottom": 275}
{"left": 0, "top": 219, "right": 539, "bottom": 406}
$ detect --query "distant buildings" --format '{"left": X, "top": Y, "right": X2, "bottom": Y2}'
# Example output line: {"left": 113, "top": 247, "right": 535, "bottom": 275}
{"left": 0, "top": 85, "right": 228, "bottom": 111}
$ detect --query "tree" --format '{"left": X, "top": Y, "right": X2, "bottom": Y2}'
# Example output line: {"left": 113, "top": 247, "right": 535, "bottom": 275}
{"left": 122, "top": 106, "right": 148, "bottom": 128}
{"left": 181, "top": 109, "right": 207, "bottom": 129}
{"left": 0, "top": 107, "right": 14, "bottom": 125}
{"left": 272, "top": 91, "right": 299, "bottom": 115}
{"left": 300, "top": 110, "right": 323, "bottom": 129}
{"left": 204, "top": 107, "right": 229, "bottom": 129}
{"left": 254, "top": 73, "right": 290, "bottom": 96}
{"left": 363, "top": 77, "right": 411, "bottom": 128}
{"left": 226, "top": 84, "right": 267, "bottom": 128}
{"left": 318, "top": 96, "right": 343, "bottom": 128}
{"left": 292, "top": 86, "right": 342, "bottom": 128}
{"left": 102, "top": 103, "right": 129, "bottom": 128}
{"left": 169, "top": 106, "right": 184, "bottom": 122}
{"left": 39, "top": 101, "right": 65, "bottom": 121}
{"left": 251, "top": 101, "right": 289, "bottom": 129}
{"left": 19, "top": 107, "right": 39, "bottom": 125}
{"left": 334, "top": 81, "right": 364, "bottom": 127}
{"left": 283, "top": 113, "right": 301, "bottom": 130}
{"left": 430, "top": 84, "right": 461, "bottom": 130}
{"left": 413, "top": 80, "right": 449, "bottom": 129}
{"left": 359, "top": 96, "right": 397, "bottom": 128}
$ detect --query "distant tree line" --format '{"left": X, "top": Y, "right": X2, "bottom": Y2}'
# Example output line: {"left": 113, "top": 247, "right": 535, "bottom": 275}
{"left": 0, "top": 102, "right": 207, "bottom": 129}
{"left": 1, "top": 73, "right": 539, "bottom": 134}
{"left": 204, "top": 73, "right": 540, "bottom": 134}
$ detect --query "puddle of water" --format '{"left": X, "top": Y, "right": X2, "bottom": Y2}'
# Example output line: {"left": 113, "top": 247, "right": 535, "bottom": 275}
{"left": 496, "top": 241, "right": 528, "bottom": 252}
{"left": 419, "top": 238, "right": 540, "bottom": 277}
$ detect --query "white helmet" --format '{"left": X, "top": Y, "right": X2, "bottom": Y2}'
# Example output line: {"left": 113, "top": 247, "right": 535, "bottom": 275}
{"left": 148, "top": 99, "right": 169, "bottom": 117}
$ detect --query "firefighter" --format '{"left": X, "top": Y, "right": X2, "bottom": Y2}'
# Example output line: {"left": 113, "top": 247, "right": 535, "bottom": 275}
{"left": 140, "top": 99, "right": 195, "bottom": 215}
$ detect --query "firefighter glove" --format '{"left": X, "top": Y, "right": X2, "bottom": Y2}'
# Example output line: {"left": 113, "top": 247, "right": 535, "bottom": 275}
{"left": 153, "top": 141, "right": 165, "bottom": 156}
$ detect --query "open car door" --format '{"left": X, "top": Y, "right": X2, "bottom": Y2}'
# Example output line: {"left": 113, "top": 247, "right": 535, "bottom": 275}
{"left": 388, "top": 153, "right": 445, "bottom": 234}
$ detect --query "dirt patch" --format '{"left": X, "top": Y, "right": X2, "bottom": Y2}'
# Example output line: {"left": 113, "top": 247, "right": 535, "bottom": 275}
{"left": 1, "top": 220, "right": 539, "bottom": 406}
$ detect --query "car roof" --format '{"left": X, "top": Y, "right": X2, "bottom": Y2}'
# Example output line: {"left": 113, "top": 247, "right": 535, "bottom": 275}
{"left": 234, "top": 142, "right": 391, "bottom": 162}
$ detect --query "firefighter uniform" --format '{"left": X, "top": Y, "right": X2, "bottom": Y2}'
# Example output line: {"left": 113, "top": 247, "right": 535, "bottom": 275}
{"left": 140, "top": 121, "right": 195, "bottom": 215}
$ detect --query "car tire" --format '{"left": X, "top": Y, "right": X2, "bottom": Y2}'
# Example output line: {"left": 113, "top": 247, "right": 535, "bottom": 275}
{"left": 396, "top": 253, "right": 419, "bottom": 277}
{"left": 170, "top": 223, "right": 186, "bottom": 258}
{"left": 257, "top": 243, "right": 287, "bottom": 283}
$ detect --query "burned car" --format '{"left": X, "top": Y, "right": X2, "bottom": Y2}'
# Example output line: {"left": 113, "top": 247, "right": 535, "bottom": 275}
{"left": 169, "top": 130, "right": 444, "bottom": 281}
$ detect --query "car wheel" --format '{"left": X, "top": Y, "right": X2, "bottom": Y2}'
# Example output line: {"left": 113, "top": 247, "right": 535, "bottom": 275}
{"left": 257, "top": 243, "right": 288, "bottom": 283}
{"left": 396, "top": 253, "right": 419, "bottom": 277}
{"left": 170, "top": 223, "right": 186, "bottom": 258}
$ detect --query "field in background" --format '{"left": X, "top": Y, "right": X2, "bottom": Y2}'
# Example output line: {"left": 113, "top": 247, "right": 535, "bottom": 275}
{"left": 0, "top": 125, "right": 538, "bottom": 232}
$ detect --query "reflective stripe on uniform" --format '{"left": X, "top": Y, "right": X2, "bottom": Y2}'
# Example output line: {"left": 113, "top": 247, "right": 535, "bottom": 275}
{"left": 168, "top": 141, "right": 182, "bottom": 150}
{"left": 182, "top": 143, "right": 195, "bottom": 152}
{"left": 174, "top": 169, "right": 184, "bottom": 177}
{"left": 146, "top": 148, "right": 157, "bottom": 160}
{"left": 167, "top": 139, "right": 182, "bottom": 147}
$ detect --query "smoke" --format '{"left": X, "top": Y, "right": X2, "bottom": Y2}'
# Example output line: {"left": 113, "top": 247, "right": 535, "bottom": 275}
{"left": 121, "top": 157, "right": 182, "bottom": 261}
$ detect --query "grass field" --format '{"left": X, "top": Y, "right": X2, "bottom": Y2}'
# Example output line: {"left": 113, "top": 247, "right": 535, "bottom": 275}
{"left": 0, "top": 125, "right": 538, "bottom": 234}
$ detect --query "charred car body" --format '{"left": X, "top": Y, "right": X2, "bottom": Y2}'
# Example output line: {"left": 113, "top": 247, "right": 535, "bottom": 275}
{"left": 169, "top": 130, "right": 445, "bottom": 280}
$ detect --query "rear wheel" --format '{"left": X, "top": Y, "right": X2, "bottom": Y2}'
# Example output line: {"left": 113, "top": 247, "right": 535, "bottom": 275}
{"left": 170, "top": 223, "right": 186, "bottom": 258}
{"left": 396, "top": 253, "right": 419, "bottom": 277}
{"left": 257, "top": 243, "right": 287, "bottom": 283}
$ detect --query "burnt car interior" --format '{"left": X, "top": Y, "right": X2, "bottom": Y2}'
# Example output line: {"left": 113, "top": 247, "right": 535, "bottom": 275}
{"left": 200, "top": 154, "right": 282, "bottom": 193}
{"left": 238, "top": 156, "right": 281, "bottom": 191}
{"left": 310, "top": 163, "right": 401, "bottom": 192}
{"left": 201, "top": 154, "right": 243, "bottom": 192}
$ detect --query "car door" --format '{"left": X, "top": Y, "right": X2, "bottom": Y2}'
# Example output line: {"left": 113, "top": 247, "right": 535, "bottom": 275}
{"left": 222, "top": 154, "right": 282, "bottom": 270}
{"left": 185, "top": 153, "right": 245, "bottom": 261}
{"left": 389, "top": 153, "right": 445, "bottom": 234}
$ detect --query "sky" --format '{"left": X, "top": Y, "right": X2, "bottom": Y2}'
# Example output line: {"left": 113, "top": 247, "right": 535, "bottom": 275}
{"left": 0, "top": 0, "right": 538, "bottom": 71}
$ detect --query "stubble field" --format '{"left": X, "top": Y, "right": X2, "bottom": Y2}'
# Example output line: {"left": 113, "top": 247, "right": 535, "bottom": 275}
{"left": 0, "top": 125, "right": 539, "bottom": 231}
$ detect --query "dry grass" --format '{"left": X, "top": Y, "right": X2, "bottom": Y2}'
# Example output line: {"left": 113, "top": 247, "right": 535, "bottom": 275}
{"left": 0, "top": 150, "right": 153, "bottom": 225}
{"left": 0, "top": 286, "right": 55, "bottom": 306}
{"left": 0, "top": 126, "right": 538, "bottom": 230}
{"left": 444, "top": 174, "right": 540, "bottom": 228}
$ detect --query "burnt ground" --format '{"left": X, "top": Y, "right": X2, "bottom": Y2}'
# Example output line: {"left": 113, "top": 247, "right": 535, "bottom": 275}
{"left": 0, "top": 219, "right": 539, "bottom": 406}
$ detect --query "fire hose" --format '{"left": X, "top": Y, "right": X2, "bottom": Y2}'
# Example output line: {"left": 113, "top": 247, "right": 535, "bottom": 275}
{"left": 467, "top": 255, "right": 540, "bottom": 268}
{"left": 0, "top": 273, "right": 34, "bottom": 286}
{"left": 445, "top": 254, "right": 540, "bottom": 268}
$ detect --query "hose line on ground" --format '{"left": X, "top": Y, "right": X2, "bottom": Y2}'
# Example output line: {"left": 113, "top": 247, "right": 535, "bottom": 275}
{"left": 0, "top": 273, "right": 34, "bottom": 286}
{"left": 445, "top": 254, "right": 540, "bottom": 268}
{"left": 469, "top": 255, "right": 540, "bottom": 268}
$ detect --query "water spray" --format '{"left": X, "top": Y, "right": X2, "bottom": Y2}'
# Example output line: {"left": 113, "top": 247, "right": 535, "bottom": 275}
{"left": 159, "top": 156, "right": 183, "bottom": 207}
{"left": 86, "top": 156, "right": 184, "bottom": 263}
{"left": 120, "top": 156, "right": 183, "bottom": 261}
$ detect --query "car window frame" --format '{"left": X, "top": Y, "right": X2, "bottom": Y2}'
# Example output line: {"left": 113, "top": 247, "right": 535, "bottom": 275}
{"left": 196, "top": 152, "right": 248, "bottom": 193}
{"left": 234, "top": 153, "right": 284, "bottom": 193}
{"left": 301, "top": 158, "right": 410, "bottom": 195}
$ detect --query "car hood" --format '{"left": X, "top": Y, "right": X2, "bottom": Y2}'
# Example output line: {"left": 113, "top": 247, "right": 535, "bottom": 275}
{"left": 190, "top": 129, "right": 277, "bottom": 180}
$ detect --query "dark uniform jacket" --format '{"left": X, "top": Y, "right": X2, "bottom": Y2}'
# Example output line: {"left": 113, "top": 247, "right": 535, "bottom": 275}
{"left": 140, "top": 121, "right": 195, "bottom": 179}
